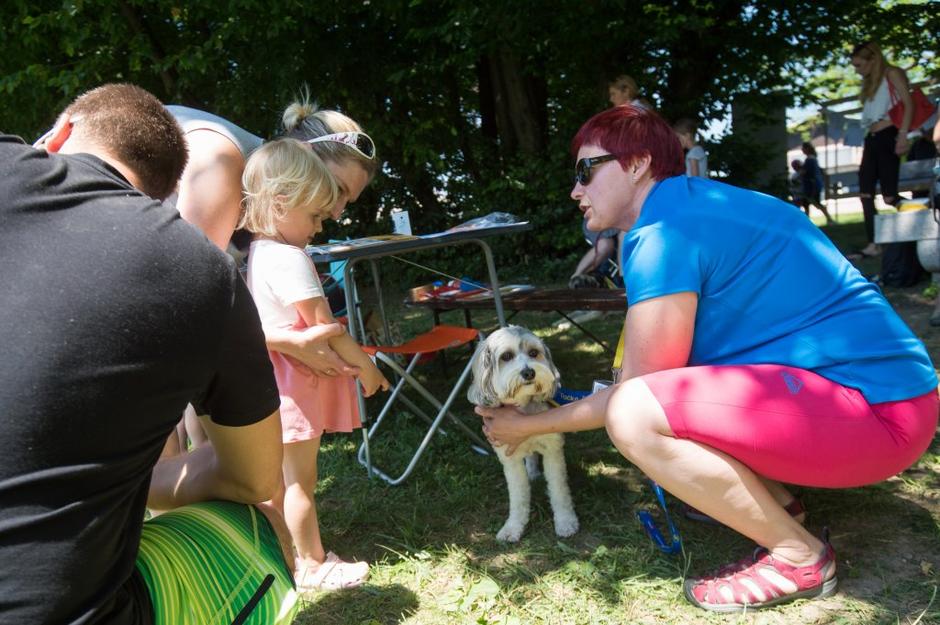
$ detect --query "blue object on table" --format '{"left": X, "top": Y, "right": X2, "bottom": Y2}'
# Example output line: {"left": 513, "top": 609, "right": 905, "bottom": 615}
{"left": 636, "top": 481, "right": 682, "bottom": 555}
{"left": 459, "top": 276, "right": 483, "bottom": 291}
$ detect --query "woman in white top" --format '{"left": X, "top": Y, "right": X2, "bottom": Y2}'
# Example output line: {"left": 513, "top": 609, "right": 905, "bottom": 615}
{"left": 160, "top": 98, "right": 380, "bottom": 455}
{"left": 164, "top": 98, "right": 378, "bottom": 379}
{"left": 850, "top": 41, "right": 913, "bottom": 257}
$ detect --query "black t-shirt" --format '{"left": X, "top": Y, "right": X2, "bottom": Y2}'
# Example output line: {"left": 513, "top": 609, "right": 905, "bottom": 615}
{"left": 0, "top": 136, "right": 280, "bottom": 624}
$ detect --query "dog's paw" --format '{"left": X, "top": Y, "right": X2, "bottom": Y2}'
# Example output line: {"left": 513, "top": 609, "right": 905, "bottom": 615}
{"left": 496, "top": 521, "right": 525, "bottom": 542}
{"left": 554, "top": 514, "right": 579, "bottom": 538}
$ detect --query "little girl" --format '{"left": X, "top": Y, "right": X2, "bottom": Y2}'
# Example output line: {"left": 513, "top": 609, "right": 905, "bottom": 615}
{"left": 239, "top": 138, "right": 390, "bottom": 592}
{"left": 672, "top": 118, "right": 709, "bottom": 178}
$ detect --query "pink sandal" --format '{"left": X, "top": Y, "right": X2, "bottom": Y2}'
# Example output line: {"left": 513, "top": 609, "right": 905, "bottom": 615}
{"left": 295, "top": 552, "right": 369, "bottom": 592}
{"left": 684, "top": 535, "right": 837, "bottom": 612}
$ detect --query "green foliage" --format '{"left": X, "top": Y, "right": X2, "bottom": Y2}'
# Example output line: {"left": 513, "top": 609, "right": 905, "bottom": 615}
{"left": 2, "top": 1, "right": 938, "bottom": 263}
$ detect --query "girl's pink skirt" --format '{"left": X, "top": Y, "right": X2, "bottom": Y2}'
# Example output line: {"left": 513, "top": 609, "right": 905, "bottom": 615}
{"left": 269, "top": 351, "right": 361, "bottom": 443}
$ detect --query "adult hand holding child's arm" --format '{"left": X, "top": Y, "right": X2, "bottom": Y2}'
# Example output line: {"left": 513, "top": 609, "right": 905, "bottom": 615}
{"left": 293, "top": 297, "right": 389, "bottom": 394}
{"left": 265, "top": 323, "right": 360, "bottom": 377}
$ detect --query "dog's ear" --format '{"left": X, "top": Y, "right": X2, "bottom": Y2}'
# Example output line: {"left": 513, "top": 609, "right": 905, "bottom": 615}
{"left": 541, "top": 341, "right": 562, "bottom": 396}
{"left": 467, "top": 340, "right": 499, "bottom": 407}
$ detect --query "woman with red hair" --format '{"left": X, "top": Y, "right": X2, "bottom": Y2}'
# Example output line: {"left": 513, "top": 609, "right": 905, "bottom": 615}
{"left": 478, "top": 104, "right": 938, "bottom": 612}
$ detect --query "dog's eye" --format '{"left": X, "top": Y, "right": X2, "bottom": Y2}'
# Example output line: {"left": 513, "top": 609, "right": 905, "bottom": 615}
{"left": 499, "top": 351, "right": 514, "bottom": 362}
{"left": 528, "top": 349, "right": 540, "bottom": 358}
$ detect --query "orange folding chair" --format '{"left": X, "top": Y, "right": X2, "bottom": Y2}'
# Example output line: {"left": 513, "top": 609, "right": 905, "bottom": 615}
{"left": 356, "top": 324, "right": 490, "bottom": 485}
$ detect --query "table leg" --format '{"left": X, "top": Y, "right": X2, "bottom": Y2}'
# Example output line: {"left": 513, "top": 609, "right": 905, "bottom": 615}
{"left": 555, "top": 310, "right": 614, "bottom": 355}
{"left": 342, "top": 261, "right": 372, "bottom": 477}
{"left": 368, "top": 259, "right": 392, "bottom": 345}
{"left": 472, "top": 239, "right": 506, "bottom": 327}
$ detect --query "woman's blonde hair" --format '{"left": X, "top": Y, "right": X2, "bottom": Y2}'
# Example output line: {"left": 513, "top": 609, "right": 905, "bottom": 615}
{"left": 282, "top": 87, "right": 379, "bottom": 179}
{"left": 609, "top": 74, "right": 639, "bottom": 99}
{"left": 851, "top": 41, "right": 888, "bottom": 103}
{"left": 238, "top": 138, "right": 338, "bottom": 236}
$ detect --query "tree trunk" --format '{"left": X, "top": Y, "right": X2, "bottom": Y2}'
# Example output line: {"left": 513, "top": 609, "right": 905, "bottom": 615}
{"left": 482, "top": 45, "right": 547, "bottom": 156}
{"left": 118, "top": 2, "right": 177, "bottom": 98}
{"left": 660, "top": 1, "right": 745, "bottom": 122}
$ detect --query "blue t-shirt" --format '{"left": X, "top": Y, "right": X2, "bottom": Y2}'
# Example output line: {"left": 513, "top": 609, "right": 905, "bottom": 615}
{"left": 620, "top": 175, "right": 936, "bottom": 404}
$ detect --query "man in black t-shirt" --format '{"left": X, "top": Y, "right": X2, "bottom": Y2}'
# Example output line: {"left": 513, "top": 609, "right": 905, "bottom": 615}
{"left": 0, "top": 84, "right": 298, "bottom": 624}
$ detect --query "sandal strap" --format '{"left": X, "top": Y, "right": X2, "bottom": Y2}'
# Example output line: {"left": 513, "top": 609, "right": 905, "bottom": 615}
{"left": 296, "top": 552, "right": 368, "bottom": 591}
{"left": 689, "top": 539, "right": 836, "bottom": 609}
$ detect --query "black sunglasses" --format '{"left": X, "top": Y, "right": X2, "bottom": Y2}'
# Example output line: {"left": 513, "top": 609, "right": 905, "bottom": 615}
{"left": 575, "top": 154, "right": 618, "bottom": 185}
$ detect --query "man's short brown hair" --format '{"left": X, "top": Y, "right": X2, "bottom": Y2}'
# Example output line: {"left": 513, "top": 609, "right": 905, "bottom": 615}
{"left": 63, "top": 84, "right": 187, "bottom": 200}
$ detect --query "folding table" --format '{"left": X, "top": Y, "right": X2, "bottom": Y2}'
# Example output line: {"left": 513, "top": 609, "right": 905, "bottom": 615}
{"left": 306, "top": 221, "right": 532, "bottom": 483}
{"left": 408, "top": 287, "right": 626, "bottom": 354}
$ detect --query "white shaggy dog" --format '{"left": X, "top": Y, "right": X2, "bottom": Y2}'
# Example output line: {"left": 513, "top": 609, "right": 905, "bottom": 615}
{"left": 467, "top": 326, "right": 579, "bottom": 542}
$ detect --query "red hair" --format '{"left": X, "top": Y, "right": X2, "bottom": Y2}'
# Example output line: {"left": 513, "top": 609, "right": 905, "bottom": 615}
{"left": 571, "top": 105, "right": 685, "bottom": 181}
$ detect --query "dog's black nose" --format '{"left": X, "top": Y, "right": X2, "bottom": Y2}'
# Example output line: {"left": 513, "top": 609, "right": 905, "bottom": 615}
{"left": 521, "top": 367, "right": 535, "bottom": 381}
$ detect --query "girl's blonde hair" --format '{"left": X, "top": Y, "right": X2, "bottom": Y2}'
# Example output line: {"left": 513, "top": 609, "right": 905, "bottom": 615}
{"left": 238, "top": 138, "right": 338, "bottom": 236}
{"left": 851, "top": 41, "right": 888, "bottom": 103}
{"left": 282, "top": 87, "right": 379, "bottom": 179}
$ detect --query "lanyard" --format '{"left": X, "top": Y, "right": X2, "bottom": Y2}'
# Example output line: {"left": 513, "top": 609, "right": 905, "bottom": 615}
{"left": 636, "top": 481, "right": 683, "bottom": 555}
{"left": 613, "top": 319, "right": 681, "bottom": 553}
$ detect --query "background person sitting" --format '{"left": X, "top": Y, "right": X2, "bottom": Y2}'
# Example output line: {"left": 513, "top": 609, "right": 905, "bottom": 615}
{"left": 568, "top": 218, "right": 621, "bottom": 289}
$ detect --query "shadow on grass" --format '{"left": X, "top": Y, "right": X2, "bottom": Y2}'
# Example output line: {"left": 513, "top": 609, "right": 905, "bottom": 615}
{"left": 293, "top": 583, "right": 419, "bottom": 625}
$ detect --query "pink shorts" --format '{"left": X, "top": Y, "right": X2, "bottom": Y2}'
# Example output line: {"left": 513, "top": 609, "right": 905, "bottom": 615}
{"left": 642, "top": 365, "right": 938, "bottom": 488}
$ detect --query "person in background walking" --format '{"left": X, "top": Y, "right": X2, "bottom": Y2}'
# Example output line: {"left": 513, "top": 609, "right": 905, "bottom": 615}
{"left": 800, "top": 142, "right": 835, "bottom": 226}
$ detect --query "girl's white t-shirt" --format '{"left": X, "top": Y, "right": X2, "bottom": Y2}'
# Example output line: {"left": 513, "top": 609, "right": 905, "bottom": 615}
{"left": 686, "top": 145, "right": 708, "bottom": 177}
{"left": 246, "top": 239, "right": 324, "bottom": 330}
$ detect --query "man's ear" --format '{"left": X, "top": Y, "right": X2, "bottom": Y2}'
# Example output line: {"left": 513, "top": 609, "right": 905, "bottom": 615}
{"left": 41, "top": 114, "right": 77, "bottom": 153}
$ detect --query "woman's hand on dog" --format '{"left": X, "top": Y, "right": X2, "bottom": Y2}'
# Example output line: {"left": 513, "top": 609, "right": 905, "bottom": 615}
{"left": 476, "top": 406, "right": 533, "bottom": 456}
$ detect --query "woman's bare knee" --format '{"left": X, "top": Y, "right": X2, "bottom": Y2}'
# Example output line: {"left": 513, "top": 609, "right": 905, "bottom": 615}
{"left": 605, "top": 378, "right": 670, "bottom": 456}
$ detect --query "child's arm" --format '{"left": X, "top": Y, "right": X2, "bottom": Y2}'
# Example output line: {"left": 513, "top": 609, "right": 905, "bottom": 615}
{"left": 265, "top": 324, "right": 360, "bottom": 377}
{"left": 294, "top": 297, "right": 390, "bottom": 397}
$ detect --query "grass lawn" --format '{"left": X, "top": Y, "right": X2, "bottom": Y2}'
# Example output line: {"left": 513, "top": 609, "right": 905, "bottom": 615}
{"left": 293, "top": 212, "right": 940, "bottom": 625}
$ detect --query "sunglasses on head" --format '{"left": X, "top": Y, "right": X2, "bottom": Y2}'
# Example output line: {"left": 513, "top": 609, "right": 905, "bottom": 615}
{"left": 306, "top": 131, "right": 375, "bottom": 160}
{"left": 575, "top": 154, "right": 617, "bottom": 185}
{"left": 33, "top": 115, "right": 84, "bottom": 148}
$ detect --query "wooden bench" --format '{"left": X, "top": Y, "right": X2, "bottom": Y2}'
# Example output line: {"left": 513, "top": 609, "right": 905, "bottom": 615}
{"left": 875, "top": 207, "right": 940, "bottom": 278}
